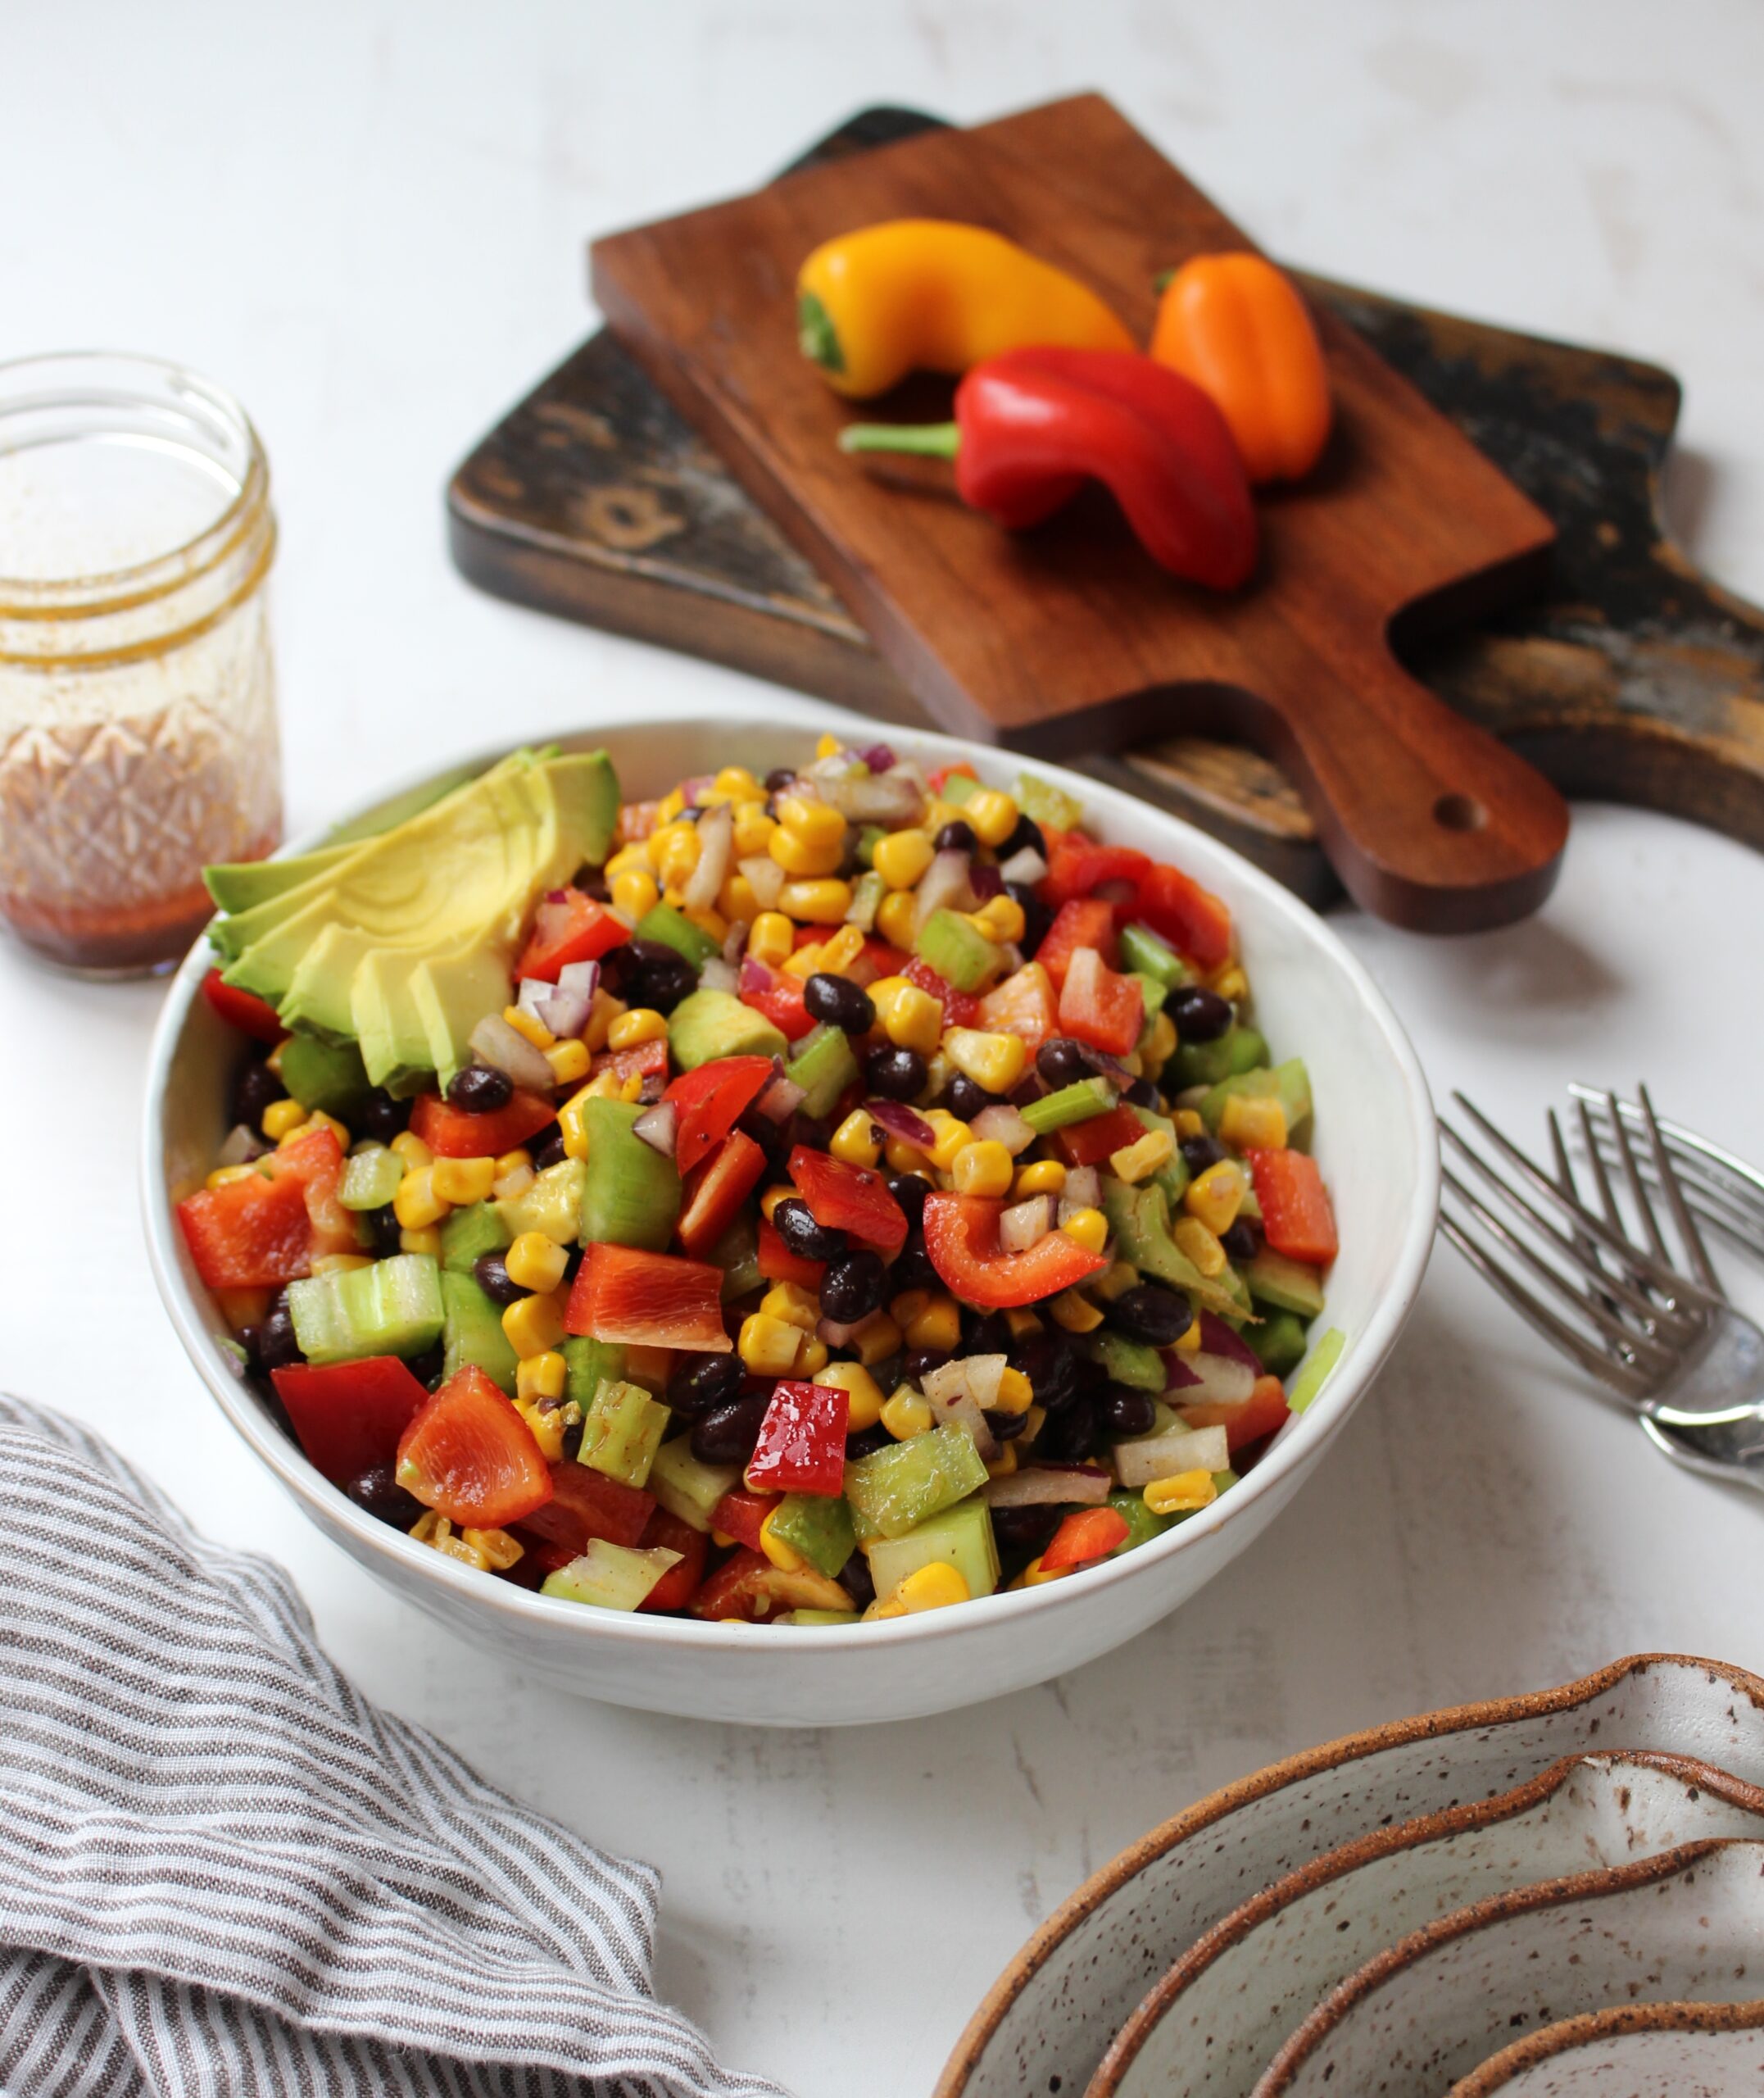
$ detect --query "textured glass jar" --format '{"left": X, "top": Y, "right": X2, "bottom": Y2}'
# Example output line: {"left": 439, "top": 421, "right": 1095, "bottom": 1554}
{"left": 0, "top": 353, "right": 281, "bottom": 975}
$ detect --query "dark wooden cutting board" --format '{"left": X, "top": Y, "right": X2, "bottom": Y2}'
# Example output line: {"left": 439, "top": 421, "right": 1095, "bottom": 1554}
{"left": 449, "top": 105, "right": 1764, "bottom": 910}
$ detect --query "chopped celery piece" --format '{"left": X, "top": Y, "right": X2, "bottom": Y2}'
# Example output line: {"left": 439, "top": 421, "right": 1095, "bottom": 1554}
{"left": 915, "top": 907, "right": 1002, "bottom": 992}
{"left": 647, "top": 1436, "right": 739, "bottom": 1532}
{"left": 496, "top": 1157, "right": 587, "bottom": 1244}
{"left": 1107, "top": 1490, "right": 1173, "bottom": 1553}
{"left": 769, "top": 1493, "right": 857, "bottom": 1579}
{"left": 1130, "top": 1102, "right": 1189, "bottom": 1207}
{"left": 1129, "top": 974, "right": 1169, "bottom": 1050}
{"left": 1250, "top": 1310, "right": 1308, "bottom": 1379}
{"left": 440, "top": 1199, "right": 511, "bottom": 1273}
{"left": 542, "top": 1538, "right": 680, "bottom": 1611}
{"left": 633, "top": 899, "right": 719, "bottom": 967}
{"left": 845, "top": 1425, "right": 988, "bottom": 1542}
{"left": 1200, "top": 1057, "right": 1313, "bottom": 1138}
{"left": 865, "top": 1498, "right": 998, "bottom": 1601}
{"left": 1021, "top": 1077, "right": 1117, "bottom": 1133}
{"left": 1287, "top": 1328, "right": 1345, "bottom": 1414}
{"left": 856, "top": 823, "right": 886, "bottom": 867}
{"left": 1101, "top": 1176, "right": 1240, "bottom": 1318}
{"left": 578, "top": 1377, "right": 671, "bottom": 1488}
{"left": 712, "top": 1215, "right": 763, "bottom": 1301}
{"left": 1247, "top": 1248, "right": 1326, "bottom": 1319}
{"left": 1173, "top": 1024, "right": 1268, "bottom": 1090}
{"left": 846, "top": 866, "right": 885, "bottom": 933}
{"left": 440, "top": 1269, "right": 519, "bottom": 1396}
{"left": 578, "top": 1098, "right": 680, "bottom": 1250}
{"left": 339, "top": 1144, "right": 404, "bottom": 1212}
{"left": 286, "top": 1253, "right": 442, "bottom": 1365}
{"left": 1118, "top": 921, "right": 1190, "bottom": 991}
{"left": 1090, "top": 1331, "right": 1166, "bottom": 1391}
{"left": 1014, "top": 770, "right": 1084, "bottom": 831}
{"left": 787, "top": 1024, "right": 860, "bottom": 1119}
{"left": 562, "top": 1335, "right": 625, "bottom": 1408}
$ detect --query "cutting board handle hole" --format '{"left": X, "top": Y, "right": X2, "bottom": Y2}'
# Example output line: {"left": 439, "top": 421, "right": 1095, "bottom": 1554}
{"left": 1433, "top": 792, "right": 1488, "bottom": 833}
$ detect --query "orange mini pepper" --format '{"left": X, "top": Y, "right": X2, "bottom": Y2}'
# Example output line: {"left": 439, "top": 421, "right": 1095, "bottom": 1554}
{"left": 1150, "top": 252, "right": 1332, "bottom": 484}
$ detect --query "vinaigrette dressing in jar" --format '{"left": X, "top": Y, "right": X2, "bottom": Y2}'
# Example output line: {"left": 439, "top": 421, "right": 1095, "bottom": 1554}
{"left": 0, "top": 353, "right": 281, "bottom": 975}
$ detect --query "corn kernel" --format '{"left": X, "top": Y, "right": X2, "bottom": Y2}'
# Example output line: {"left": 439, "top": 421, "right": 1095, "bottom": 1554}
{"left": 1061, "top": 1206, "right": 1109, "bottom": 1254}
{"left": 814, "top": 1360, "right": 886, "bottom": 1431}
{"left": 795, "top": 1336, "right": 830, "bottom": 1376}
{"left": 431, "top": 1154, "right": 497, "bottom": 1205}
{"left": 748, "top": 911, "right": 795, "bottom": 968}
{"left": 515, "top": 1395, "right": 566, "bottom": 1460}
{"left": 1173, "top": 1108, "right": 1206, "bottom": 1138}
{"left": 400, "top": 1226, "right": 442, "bottom": 1257}
{"left": 653, "top": 822, "right": 701, "bottom": 889}
{"left": 718, "top": 873, "right": 762, "bottom": 925}
{"left": 1004, "top": 1306, "right": 1043, "bottom": 1340}
{"left": 847, "top": 1311, "right": 901, "bottom": 1367}
{"left": 739, "top": 1310, "right": 804, "bottom": 1375}
{"left": 828, "top": 1108, "right": 883, "bottom": 1170}
{"left": 1212, "top": 965, "right": 1249, "bottom": 1005}
{"left": 918, "top": 1109, "right": 970, "bottom": 1173}
{"left": 263, "top": 1040, "right": 287, "bottom": 1076}
{"left": 1186, "top": 1157, "right": 1248, "bottom": 1235}
{"left": 609, "top": 1006, "right": 668, "bottom": 1051}
{"left": 215, "top": 1285, "right": 270, "bottom": 1331}
{"left": 503, "top": 1003, "right": 556, "bottom": 1052}
{"left": 516, "top": 1350, "right": 568, "bottom": 1402}
{"left": 604, "top": 842, "right": 651, "bottom": 883}
{"left": 895, "top": 1561, "right": 971, "bottom": 1612}
{"left": 205, "top": 1164, "right": 259, "bottom": 1191}
{"left": 882, "top": 1389, "right": 933, "bottom": 1439}
{"left": 311, "top": 1251, "right": 373, "bottom": 1276}
{"left": 873, "top": 828, "right": 936, "bottom": 890}
{"left": 1174, "top": 1215, "right": 1228, "bottom": 1276}
{"left": 777, "top": 792, "right": 847, "bottom": 847}
{"left": 557, "top": 1084, "right": 596, "bottom": 1162}
{"left": 1089, "top": 1258, "right": 1138, "bottom": 1303}
{"left": 394, "top": 1167, "right": 450, "bottom": 1229}
{"left": 991, "top": 1365, "right": 1035, "bottom": 1415}
{"left": 261, "top": 1097, "right": 306, "bottom": 1142}
{"left": 962, "top": 787, "right": 1019, "bottom": 848}
{"left": 952, "top": 1138, "right": 1015, "bottom": 1198}
{"left": 732, "top": 802, "right": 778, "bottom": 857}
{"left": 986, "top": 1443, "right": 1018, "bottom": 1480}
{"left": 1014, "top": 1159, "right": 1066, "bottom": 1197}
{"left": 970, "top": 894, "right": 1027, "bottom": 945}
{"left": 1145, "top": 1469, "right": 1219, "bottom": 1517}
{"left": 874, "top": 889, "right": 918, "bottom": 949}
{"left": 1144, "top": 1011, "right": 1177, "bottom": 1074}
{"left": 502, "top": 1290, "right": 566, "bottom": 1359}
{"left": 1219, "top": 1094, "right": 1289, "bottom": 1151}
{"left": 1109, "top": 1126, "right": 1176, "bottom": 1185}
{"left": 778, "top": 878, "right": 853, "bottom": 924}
{"left": 904, "top": 1292, "right": 961, "bottom": 1352}
{"left": 538, "top": 1038, "right": 588, "bottom": 1086}
{"left": 883, "top": 1136, "right": 927, "bottom": 1173}
{"left": 495, "top": 1147, "right": 533, "bottom": 1179}
{"left": 610, "top": 868, "right": 660, "bottom": 919}
{"left": 1020, "top": 1554, "right": 1069, "bottom": 1587}
{"left": 1050, "top": 1288, "right": 1105, "bottom": 1333}
{"left": 759, "top": 1506, "right": 806, "bottom": 1573}
{"left": 769, "top": 825, "right": 843, "bottom": 879}
{"left": 814, "top": 923, "right": 865, "bottom": 975}
{"left": 714, "top": 765, "right": 764, "bottom": 802}
{"left": 815, "top": 732, "right": 843, "bottom": 758}
{"left": 890, "top": 1288, "right": 930, "bottom": 1328}
{"left": 759, "top": 1183, "right": 795, "bottom": 1222}
{"left": 760, "top": 1280, "right": 819, "bottom": 1333}
{"left": 656, "top": 786, "right": 687, "bottom": 824}
{"left": 682, "top": 904, "right": 729, "bottom": 945}
{"left": 944, "top": 1026, "right": 1027, "bottom": 1095}
{"left": 782, "top": 941, "right": 823, "bottom": 979}
{"left": 1173, "top": 1315, "right": 1203, "bottom": 1354}
{"left": 506, "top": 1229, "right": 569, "bottom": 1293}
{"left": 578, "top": 987, "right": 623, "bottom": 1053}
{"left": 871, "top": 976, "right": 943, "bottom": 1056}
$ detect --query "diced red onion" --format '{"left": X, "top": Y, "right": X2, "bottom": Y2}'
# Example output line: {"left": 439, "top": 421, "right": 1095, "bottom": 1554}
{"left": 519, "top": 961, "right": 596, "bottom": 1039}
{"left": 698, "top": 956, "right": 739, "bottom": 994}
{"left": 469, "top": 1014, "right": 555, "bottom": 1093}
{"left": 823, "top": 761, "right": 928, "bottom": 827}
{"left": 1000, "top": 1194, "right": 1053, "bottom": 1254}
{"left": 962, "top": 1354, "right": 1006, "bottom": 1407}
{"left": 739, "top": 853, "right": 785, "bottom": 910}
{"left": 1061, "top": 1165, "right": 1101, "bottom": 1215}
{"left": 722, "top": 921, "right": 749, "bottom": 964}
{"left": 215, "top": 1123, "right": 268, "bottom": 1167}
{"left": 545, "top": 888, "right": 570, "bottom": 905}
{"left": 1185, "top": 1353, "right": 1257, "bottom": 1407}
{"left": 1114, "top": 1422, "right": 1229, "bottom": 1490}
{"left": 968, "top": 861, "right": 1004, "bottom": 901}
{"left": 1199, "top": 1313, "right": 1263, "bottom": 1373}
{"left": 923, "top": 1382, "right": 998, "bottom": 1461}
{"left": 1163, "top": 1353, "right": 1203, "bottom": 1392}
{"left": 858, "top": 742, "right": 896, "bottom": 772}
{"left": 973, "top": 1102, "right": 1034, "bottom": 1156}
{"left": 865, "top": 1097, "right": 936, "bottom": 1149}
{"left": 983, "top": 1465, "right": 1113, "bottom": 1508}
{"left": 633, "top": 1101, "right": 678, "bottom": 1156}
{"left": 683, "top": 800, "right": 732, "bottom": 914}
{"left": 678, "top": 774, "right": 714, "bottom": 806}
{"left": 999, "top": 845, "right": 1048, "bottom": 885}
{"left": 914, "top": 848, "right": 976, "bottom": 933}
{"left": 754, "top": 1073, "right": 805, "bottom": 1123}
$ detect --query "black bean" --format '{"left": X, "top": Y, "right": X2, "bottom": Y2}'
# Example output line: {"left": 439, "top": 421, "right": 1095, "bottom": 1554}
{"left": 343, "top": 1464, "right": 426, "bottom": 1528}
{"left": 668, "top": 1354, "right": 746, "bottom": 1417}
{"left": 804, "top": 972, "right": 876, "bottom": 1034}
{"left": 844, "top": 1424, "right": 893, "bottom": 1464}
{"left": 407, "top": 1343, "right": 447, "bottom": 1391}
{"left": 774, "top": 1197, "right": 846, "bottom": 1263}
{"left": 624, "top": 939, "right": 697, "bottom": 1014}
{"left": 1000, "top": 813, "right": 1046, "bottom": 862}
{"left": 1012, "top": 1328, "right": 1080, "bottom": 1410}
{"left": 983, "top": 1405, "right": 1031, "bottom": 1442}
{"left": 447, "top": 1062, "right": 513, "bottom": 1113}
{"left": 1222, "top": 1216, "right": 1263, "bottom": 1264}
{"left": 837, "top": 1551, "right": 876, "bottom": 1607}
{"left": 256, "top": 1305, "right": 303, "bottom": 1371}
{"left": 891, "top": 1237, "right": 938, "bottom": 1293}
{"left": 1007, "top": 880, "right": 1050, "bottom": 960}
{"left": 230, "top": 1057, "right": 284, "bottom": 1129}
{"left": 942, "top": 1074, "right": 991, "bottom": 1120}
{"left": 572, "top": 863, "right": 611, "bottom": 901}
{"left": 474, "top": 1252, "right": 524, "bottom": 1306}
{"left": 1109, "top": 1281, "right": 1195, "bottom": 1348}
{"left": 822, "top": 1249, "right": 886, "bottom": 1324}
{"left": 362, "top": 1203, "right": 403, "bottom": 1257}
{"left": 532, "top": 1131, "right": 567, "bottom": 1171}
{"left": 866, "top": 1044, "right": 927, "bottom": 1100}
{"left": 1099, "top": 1383, "right": 1157, "bottom": 1439}
{"left": 886, "top": 1174, "right": 932, "bottom": 1228}
{"left": 933, "top": 820, "right": 977, "bottom": 854}
{"left": 691, "top": 1393, "right": 772, "bottom": 1466}
{"left": 1036, "top": 1037, "right": 1093, "bottom": 1088}
{"left": 352, "top": 1087, "right": 410, "bottom": 1143}
{"left": 1180, "top": 1133, "right": 1227, "bottom": 1177}
{"left": 764, "top": 765, "right": 796, "bottom": 795}
{"left": 903, "top": 1346, "right": 950, "bottom": 1386}
{"left": 1167, "top": 984, "right": 1233, "bottom": 1041}
{"left": 990, "top": 1504, "right": 1063, "bottom": 1558}
{"left": 965, "top": 1311, "right": 1012, "bottom": 1356}
{"left": 1036, "top": 1395, "right": 1098, "bottom": 1462}
{"left": 1123, "top": 1076, "right": 1161, "bottom": 1111}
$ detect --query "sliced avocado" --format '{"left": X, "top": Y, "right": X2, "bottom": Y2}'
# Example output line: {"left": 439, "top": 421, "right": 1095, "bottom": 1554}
{"left": 204, "top": 841, "right": 356, "bottom": 915}
{"left": 865, "top": 1499, "right": 998, "bottom": 1601}
{"left": 406, "top": 944, "right": 519, "bottom": 1092}
{"left": 578, "top": 1099, "right": 681, "bottom": 1250}
{"left": 667, "top": 988, "right": 787, "bottom": 1072}
{"left": 278, "top": 1033, "right": 370, "bottom": 1118}
{"left": 1200, "top": 1057, "right": 1313, "bottom": 1139}
{"left": 496, "top": 1158, "right": 586, "bottom": 1245}
{"left": 1247, "top": 1247, "right": 1326, "bottom": 1319}
{"left": 1100, "top": 1175, "right": 1241, "bottom": 1319}
{"left": 441, "top": 1269, "right": 519, "bottom": 1396}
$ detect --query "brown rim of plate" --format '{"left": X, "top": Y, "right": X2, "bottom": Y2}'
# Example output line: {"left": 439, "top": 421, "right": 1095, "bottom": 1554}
{"left": 933, "top": 1653, "right": 1764, "bottom": 2098}
{"left": 1087, "top": 1747, "right": 1764, "bottom": 2098}
{"left": 1255, "top": 1835, "right": 1760, "bottom": 2097}
{"left": 1450, "top": 1996, "right": 1764, "bottom": 2094}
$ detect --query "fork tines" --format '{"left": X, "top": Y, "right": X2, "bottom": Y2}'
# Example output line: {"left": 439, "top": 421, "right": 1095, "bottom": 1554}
{"left": 1566, "top": 1084, "right": 1764, "bottom": 1263}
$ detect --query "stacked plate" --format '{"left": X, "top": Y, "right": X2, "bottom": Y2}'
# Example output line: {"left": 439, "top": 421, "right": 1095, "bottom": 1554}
{"left": 936, "top": 1654, "right": 1764, "bottom": 2098}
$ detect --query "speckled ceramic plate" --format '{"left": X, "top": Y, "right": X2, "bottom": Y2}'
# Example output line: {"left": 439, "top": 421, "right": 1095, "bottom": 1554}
{"left": 1449, "top": 2000, "right": 1764, "bottom": 2095}
{"left": 1257, "top": 1839, "right": 1764, "bottom": 2096}
{"left": 1091, "top": 1750, "right": 1764, "bottom": 2098}
{"left": 935, "top": 1655, "right": 1764, "bottom": 2098}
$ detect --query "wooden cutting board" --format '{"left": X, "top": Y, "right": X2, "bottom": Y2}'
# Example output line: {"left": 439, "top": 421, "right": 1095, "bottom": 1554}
{"left": 587, "top": 92, "right": 1567, "bottom": 933}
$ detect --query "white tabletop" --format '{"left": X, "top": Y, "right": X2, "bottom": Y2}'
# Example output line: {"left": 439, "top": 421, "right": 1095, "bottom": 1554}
{"left": 6, "top": 6, "right": 1764, "bottom": 2092}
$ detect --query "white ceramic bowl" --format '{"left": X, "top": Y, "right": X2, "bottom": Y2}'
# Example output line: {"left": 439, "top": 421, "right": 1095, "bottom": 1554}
{"left": 143, "top": 711, "right": 1436, "bottom": 1727}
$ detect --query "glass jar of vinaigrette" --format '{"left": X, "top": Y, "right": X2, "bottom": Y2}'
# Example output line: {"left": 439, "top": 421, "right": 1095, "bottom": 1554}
{"left": 0, "top": 353, "right": 282, "bottom": 975}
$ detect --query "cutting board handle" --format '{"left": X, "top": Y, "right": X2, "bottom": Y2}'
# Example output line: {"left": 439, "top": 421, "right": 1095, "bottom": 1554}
{"left": 1214, "top": 638, "right": 1570, "bottom": 932}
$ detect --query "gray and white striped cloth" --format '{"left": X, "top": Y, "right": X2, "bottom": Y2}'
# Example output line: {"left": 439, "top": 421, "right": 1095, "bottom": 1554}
{"left": 0, "top": 1395, "right": 787, "bottom": 2098}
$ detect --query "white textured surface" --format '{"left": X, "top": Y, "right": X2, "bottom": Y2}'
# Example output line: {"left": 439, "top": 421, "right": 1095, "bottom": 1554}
{"left": 4, "top": 5, "right": 1764, "bottom": 2092}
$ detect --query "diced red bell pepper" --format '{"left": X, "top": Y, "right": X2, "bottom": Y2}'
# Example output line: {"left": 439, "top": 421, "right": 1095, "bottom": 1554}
{"left": 738, "top": 958, "right": 816, "bottom": 1042}
{"left": 710, "top": 1487, "right": 779, "bottom": 1552}
{"left": 1177, "top": 1373, "right": 1291, "bottom": 1455}
{"left": 636, "top": 1508, "right": 708, "bottom": 1612}
{"left": 902, "top": 957, "right": 979, "bottom": 1029}
{"left": 175, "top": 1125, "right": 352, "bottom": 1289}
{"left": 516, "top": 1457, "right": 655, "bottom": 1552}
{"left": 664, "top": 1054, "right": 778, "bottom": 1172}
{"left": 861, "top": 937, "right": 911, "bottom": 980}
{"left": 1040, "top": 835, "right": 1151, "bottom": 910}
{"left": 1041, "top": 1505, "right": 1132, "bottom": 1570}
{"left": 201, "top": 967, "right": 285, "bottom": 1043}
{"left": 1053, "top": 1102, "right": 1150, "bottom": 1170}
{"left": 977, "top": 962, "right": 1057, "bottom": 1047}
{"left": 266, "top": 1124, "right": 357, "bottom": 1256}
{"left": 927, "top": 761, "right": 979, "bottom": 796}
{"left": 676, "top": 1129, "right": 769, "bottom": 1258}
{"left": 756, "top": 1214, "right": 825, "bottom": 1290}
{"left": 1036, "top": 898, "right": 1120, "bottom": 989}
{"left": 1136, "top": 862, "right": 1233, "bottom": 970}
{"left": 515, "top": 887, "right": 630, "bottom": 981}
{"left": 922, "top": 1193, "right": 1109, "bottom": 1310}
{"left": 745, "top": 1379, "right": 850, "bottom": 1496}
{"left": 271, "top": 1356, "right": 430, "bottom": 1484}
{"left": 410, "top": 1088, "right": 557, "bottom": 1160}
{"left": 689, "top": 1547, "right": 853, "bottom": 1623}
{"left": 590, "top": 1037, "right": 669, "bottom": 1088}
{"left": 566, "top": 1243, "right": 732, "bottom": 1352}
{"left": 395, "top": 1365, "right": 553, "bottom": 1528}
{"left": 787, "top": 1145, "right": 909, "bottom": 1257}
{"left": 1245, "top": 1149, "right": 1338, "bottom": 1265}
{"left": 1058, "top": 948, "right": 1145, "bottom": 1058}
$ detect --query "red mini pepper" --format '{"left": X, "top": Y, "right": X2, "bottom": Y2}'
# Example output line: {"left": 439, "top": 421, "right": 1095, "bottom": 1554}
{"left": 838, "top": 346, "right": 1256, "bottom": 589}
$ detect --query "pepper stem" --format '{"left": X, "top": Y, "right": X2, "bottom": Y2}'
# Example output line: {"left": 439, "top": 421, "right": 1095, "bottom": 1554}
{"left": 837, "top": 420, "right": 961, "bottom": 460}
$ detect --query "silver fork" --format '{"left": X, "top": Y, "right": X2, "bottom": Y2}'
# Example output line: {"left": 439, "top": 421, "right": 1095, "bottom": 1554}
{"left": 1437, "top": 1085, "right": 1764, "bottom": 1489}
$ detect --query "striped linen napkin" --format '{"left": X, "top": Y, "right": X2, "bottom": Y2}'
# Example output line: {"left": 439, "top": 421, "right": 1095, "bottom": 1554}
{"left": 0, "top": 1395, "right": 786, "bottom": 2098}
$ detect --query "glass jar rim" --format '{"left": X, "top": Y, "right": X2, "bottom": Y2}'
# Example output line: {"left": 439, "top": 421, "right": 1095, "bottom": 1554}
{"left": 0, "top": 351, "right": 271, "bottom": 617}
